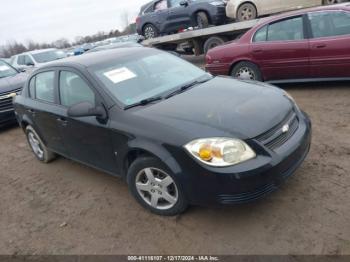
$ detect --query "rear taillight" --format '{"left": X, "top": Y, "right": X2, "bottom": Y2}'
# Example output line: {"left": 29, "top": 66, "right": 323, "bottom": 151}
{"left": 206, "top": 54, "right": 213, "bottom": 64}
{"left": 136, "top": 16, "right": 141, "bottom": 25}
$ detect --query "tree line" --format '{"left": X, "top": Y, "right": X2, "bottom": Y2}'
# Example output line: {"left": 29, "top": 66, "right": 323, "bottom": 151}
{"left": 0, "top": 24, "right": 136, "bottom": 58}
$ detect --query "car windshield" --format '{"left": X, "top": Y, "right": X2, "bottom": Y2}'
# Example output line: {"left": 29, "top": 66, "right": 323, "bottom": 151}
{"left": 91, "top": 51, "right": 210, "bottom": 106}
{"left": 32, "top": 50, "right": 66, "bottom": 63}
{"left": 0, "top": 60, "right": 18, "bottom": 78}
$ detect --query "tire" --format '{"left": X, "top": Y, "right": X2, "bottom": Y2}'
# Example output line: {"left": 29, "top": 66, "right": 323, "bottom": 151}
{"left": 143, "top": 24, "right": 159, "bottom": 39}
{"left": 203, "top": 36, "right": 227, "bottom": 54}
{"left": 127, "top": 157, "right": 188, "bottom": 216}
{"left": 25, "top": 125, "right": 56, "bottom": 163}
{"left": 231, "top": 61, "right": 262, "bottom": 81}
{"left": 323, "top": 0, "right": 339, "bottom": 4}
{"left": 237, "top": 3, "right": 257, "bottom": 22}
{"left": 196, "top": 12, "right": 210, "bottom": 29}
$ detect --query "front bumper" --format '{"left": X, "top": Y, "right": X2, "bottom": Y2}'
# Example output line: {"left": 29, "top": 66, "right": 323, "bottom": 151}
{"left": 172, "top": 111, "right": 312, "bottom": 206}
{"left": 0, "top": 109, "right": 17, "bottom": 127}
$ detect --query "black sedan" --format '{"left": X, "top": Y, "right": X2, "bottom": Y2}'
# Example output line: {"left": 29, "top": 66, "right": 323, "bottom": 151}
{"left": 14, "top": 48, "right": 311, "bottom": 216}
{"left": 0, "top": 59, "right": 27, "bottom": 127}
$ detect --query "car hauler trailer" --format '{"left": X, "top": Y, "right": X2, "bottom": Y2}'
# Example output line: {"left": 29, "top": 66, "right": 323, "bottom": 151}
{"left": 142, "top": 17, "right": 269, "bottom": 56}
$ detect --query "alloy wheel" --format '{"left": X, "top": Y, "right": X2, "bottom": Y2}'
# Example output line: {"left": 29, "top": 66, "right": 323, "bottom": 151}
{"left": 28, "top": 131, "right": 44, "bottom": 159}
{"left": 135, "top": 167, "right": 178, "bottom": 210}
{"left": 144, "top": 26, "right": 155, "bottom": 39}
{"left": 238, "top": 4, "right": 256, "bottom": 21}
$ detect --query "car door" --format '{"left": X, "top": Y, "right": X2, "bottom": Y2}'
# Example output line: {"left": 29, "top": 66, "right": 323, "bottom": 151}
{"left": 56, "top": 69, "right": 118, "bottom": 174}
{"left": 308, "top": 10, "right": 350, "bottom": 78}
{"left": 283, "top": 0, "right": 320, "bottom": 12}
{"left": 251, "top": 15, "right": 310, "bottom": 81}
{"left": 165, "top": 0, "right": 191, "bottom": 33}
{"left": 26, "top": 70, "right": 67, "bottom": 155}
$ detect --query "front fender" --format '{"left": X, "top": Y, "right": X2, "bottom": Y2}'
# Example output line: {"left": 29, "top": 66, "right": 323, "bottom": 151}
{"left": 126, "top": 138, "right": 183, "bottom": 176}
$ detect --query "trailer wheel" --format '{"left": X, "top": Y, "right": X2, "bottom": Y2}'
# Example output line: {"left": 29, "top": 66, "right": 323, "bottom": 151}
{"left": 237, "top": 3, "right": 257, "bottom": 22}
{"left": 323, "top": 0, "right": 339, "bottom": 4}
{"left": 203, "top": 36, "right": 227, "bottom": 54}
{"left": 143, "top": 24, "right": 159, "bottom": 39}
{"left": 196, "top": 12, "right": 210, "bottom": 29}
{"left": 231, "top": 62, "right": 262, "bottom": 81}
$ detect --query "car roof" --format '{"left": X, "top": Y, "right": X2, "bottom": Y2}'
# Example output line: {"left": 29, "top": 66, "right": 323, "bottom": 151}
{"left": 14, "top": 48, "right": 58, "bottom": 56}
{"left": 40, "top": 47, "right": 151, "bottom": 69}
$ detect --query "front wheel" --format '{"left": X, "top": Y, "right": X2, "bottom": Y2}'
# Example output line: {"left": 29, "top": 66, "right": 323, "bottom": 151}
{"left": 196, "top": 12, "right": 210, "bottom": 29}
{"left": 143, "top": 24, "right": 159, "bottom": 39}
{"left": 127, "top": 157, "right": 188, "bottom": 216}
{"left": 25, "top": 125, "right": 56, "bottom": 163}
{"left": 237, "top": 3, "right": 257, "bottom": 22}
{"left": 231, "top": 61, "right": 262, "bottom": 81}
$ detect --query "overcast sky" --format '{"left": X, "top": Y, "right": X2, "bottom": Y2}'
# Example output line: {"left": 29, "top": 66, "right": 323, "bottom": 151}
{"left": 0, "top": 0, "right": 149, "bottom": 46}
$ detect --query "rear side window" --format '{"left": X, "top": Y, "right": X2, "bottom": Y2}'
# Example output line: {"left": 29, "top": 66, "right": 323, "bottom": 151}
{"left": 35, "top": 71, "right": 55, "bottom": 103}
{"left": 309, "top": 11, "right": 350, "bottom": 38}
{"left": 17, "top": 56, "right": 25, "bottom": 65}
{"left": 267, "top": 16, "right": 304, "bottom": 41}
{"left": 253, "top": 26, "right": 267, "bottom": 42}
{"left": 59, "top": 71, "right": 95, "bottom": 107}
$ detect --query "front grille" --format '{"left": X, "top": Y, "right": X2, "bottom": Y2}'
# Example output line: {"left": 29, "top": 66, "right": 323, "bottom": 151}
{"left": 255, "top": 110, "right": 299, "bottom": 150}
{"left": 218, "top": 183, "right": 278, "bottom": 204}
{"left": 0, "top": 88, "right": 21, "bottom": 112}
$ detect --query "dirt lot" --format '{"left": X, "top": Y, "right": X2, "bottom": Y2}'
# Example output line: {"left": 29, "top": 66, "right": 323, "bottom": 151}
{"left": 0, "top": 59, "right": 350, "bottom": 255}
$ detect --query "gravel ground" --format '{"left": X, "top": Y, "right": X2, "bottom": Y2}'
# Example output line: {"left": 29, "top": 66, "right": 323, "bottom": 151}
{"left": 0, "top": 58, "right": 349, "bottom": 255}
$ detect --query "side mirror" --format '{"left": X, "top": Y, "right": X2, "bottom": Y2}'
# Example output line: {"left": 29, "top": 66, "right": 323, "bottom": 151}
{"left": 26, "top": 62, "right": 34, "bottom": 66}
{"left": 180, "top": 0, "right": 189, "bottom": 7}
{"left": 67, "top": 102, "right": 107, "bottom": 119}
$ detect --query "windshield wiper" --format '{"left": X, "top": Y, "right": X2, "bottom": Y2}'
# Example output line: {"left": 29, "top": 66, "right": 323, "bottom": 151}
{"left": 124, "top": 96, "right": 163, "bottom": 110}
{"left": 165, "top": 78, "right": 211, "bottom": 100}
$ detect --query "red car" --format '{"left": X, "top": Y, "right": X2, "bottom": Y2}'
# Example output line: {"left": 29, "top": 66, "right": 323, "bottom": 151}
{"left": 206, "top": 4, "right": 350, "bottom": 83}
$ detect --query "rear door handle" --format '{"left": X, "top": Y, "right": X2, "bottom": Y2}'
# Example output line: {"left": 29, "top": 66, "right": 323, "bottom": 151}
{"left": 314, "top": 44, "right": 327, "bottom": 49}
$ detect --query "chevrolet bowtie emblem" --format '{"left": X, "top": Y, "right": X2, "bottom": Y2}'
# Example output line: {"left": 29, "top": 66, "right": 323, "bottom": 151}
{"left": 0, "top": 93, "right": 16, "bottom": 100}
{"left": 282, "top": 124, "right": 290, "bottom": 133}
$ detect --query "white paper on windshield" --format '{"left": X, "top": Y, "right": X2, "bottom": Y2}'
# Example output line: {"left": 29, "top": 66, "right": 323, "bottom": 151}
{"left": 103, "top": 67, "right": 136, "bottom": 84}
{"left": 0, "top": 65, "right": 10, "bottom": 71}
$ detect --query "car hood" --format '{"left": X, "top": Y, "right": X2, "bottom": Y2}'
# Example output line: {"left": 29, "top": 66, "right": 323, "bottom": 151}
{"left": 133, "top": 77, "right": 293, "bottom": 140}
{"left": 0, "top": 73, "right": 27, "bottom": 94}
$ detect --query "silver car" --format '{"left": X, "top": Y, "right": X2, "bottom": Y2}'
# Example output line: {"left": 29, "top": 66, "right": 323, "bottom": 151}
{"left": 226, "top": 0, "right": 347, "bottom": 21}
{"left": 10, "top": 48, "right": 66, "bottom": 71}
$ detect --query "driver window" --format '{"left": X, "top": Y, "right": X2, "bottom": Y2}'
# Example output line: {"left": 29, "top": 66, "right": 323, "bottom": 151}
{"left": 59, "top": 71, "right": 95, "bottom": 107}
{"left": 169, "top": 0, "right": 183, "bottom": 8}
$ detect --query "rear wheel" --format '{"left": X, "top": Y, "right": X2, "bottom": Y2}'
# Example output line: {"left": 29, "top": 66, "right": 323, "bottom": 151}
{"left": 25, "top": 126, "right": 56, "bottom": 163}
{"left": 231, "top": 61, "right": 262, "bottom": 81}
{"left": 143, "top": 24, "right": 159, "bottom": 39}
{"left": 237, "top": 3, "right": 257, "bottom": 22}
{"left": 323, "top": 0, "right": 340, "bottom": 4}
{"left": 127, "top": 157, "right": 188, "bottom": 216}
{"left": 203, "top": 36, "right": 227, "bottom": 54}
{"left": 196, "top": 12, "right": 210, "bottom": 29}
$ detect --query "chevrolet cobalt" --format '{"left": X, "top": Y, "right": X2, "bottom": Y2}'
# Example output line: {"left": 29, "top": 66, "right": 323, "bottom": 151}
{"left": 14, "top": 48, "right": 311, "bottom": 216}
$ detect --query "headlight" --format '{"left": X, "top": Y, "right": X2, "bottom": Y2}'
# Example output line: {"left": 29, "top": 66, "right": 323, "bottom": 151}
{"left": 210, "top": 1, "right": 225, "bottom": 6}
{"left": 184, "top": 138, "right": 256, "bottom": 167}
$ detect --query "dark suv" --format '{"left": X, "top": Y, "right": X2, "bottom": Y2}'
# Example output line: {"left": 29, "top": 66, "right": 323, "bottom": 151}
{"left": 136, "top": 0, "right": 227, "bottom": 39}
